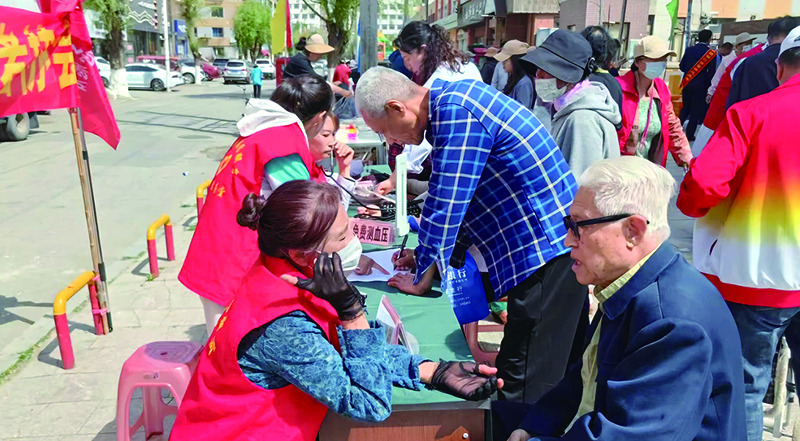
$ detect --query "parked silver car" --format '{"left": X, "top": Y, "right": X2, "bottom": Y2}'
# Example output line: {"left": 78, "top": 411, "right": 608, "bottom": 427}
{"left": 222, "top": 59, "right": 253, "bottom": 84}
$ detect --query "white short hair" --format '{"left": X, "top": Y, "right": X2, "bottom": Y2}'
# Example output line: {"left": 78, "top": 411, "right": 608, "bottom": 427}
{"left": 355, "top": 67, "right": 418, "bottom": 119}
{"left": 578, "top": 156, "right": 676, "bottom": 241}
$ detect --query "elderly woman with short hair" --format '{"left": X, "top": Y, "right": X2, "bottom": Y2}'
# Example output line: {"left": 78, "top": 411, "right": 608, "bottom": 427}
{"left": 503, "top": 156, "right": 746, "bottom": 441}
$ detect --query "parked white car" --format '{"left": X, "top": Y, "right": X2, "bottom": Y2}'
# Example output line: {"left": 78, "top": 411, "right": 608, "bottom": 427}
{"left": 95, "top": 56, "right": 111, "bottom": 88}
{"left": 254, "top": 59, "right": 275, "bottom": 79}
{"left": 124, "top": 63, "right": 183, "bottom": 90}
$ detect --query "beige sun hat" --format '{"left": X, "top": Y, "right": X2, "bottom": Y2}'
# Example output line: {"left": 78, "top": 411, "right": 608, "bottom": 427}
{"left": 494, "top": 40, "right": 530, "bottom": 62}
{"left": 634, "top": 35, "right": 678, "bottom": 59}
{"left": 734, "top": 32, "right": 755, "bottom": 46}
{"left": 305, "top": 34, "right": 334, "bottom": 54}
{"left": 485, "top": 47, "right": 499, "bottom": 57}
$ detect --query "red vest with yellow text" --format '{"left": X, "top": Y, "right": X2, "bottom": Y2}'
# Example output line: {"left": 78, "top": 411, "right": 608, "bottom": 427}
{"left": 178, "top": 123, "right": 326, "bottom": 306}
{"left": 170, "top": 255, "right": 341, "bottom": 441}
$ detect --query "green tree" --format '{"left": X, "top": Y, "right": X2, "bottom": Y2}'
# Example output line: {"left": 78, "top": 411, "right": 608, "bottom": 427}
{"left": 301, "top": 0, "right": 358, "bottom": 69}
{"left": 85, "top": 0, "right": 130, "bottom": 97}
{"left": 179, "top": 0, "right": 205, "bottom": 83}
{"left": 234, "top": 0, "right": 271, "bottom": 62}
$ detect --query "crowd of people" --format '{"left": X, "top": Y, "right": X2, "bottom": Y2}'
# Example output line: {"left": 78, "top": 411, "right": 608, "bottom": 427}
{"left": 166, "top": 17, "right": 800, "bottom": 441}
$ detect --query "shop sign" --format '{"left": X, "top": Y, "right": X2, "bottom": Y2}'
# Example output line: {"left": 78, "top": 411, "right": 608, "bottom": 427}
{"left": 458, "top": 0, "right": 487, "bottom": 28}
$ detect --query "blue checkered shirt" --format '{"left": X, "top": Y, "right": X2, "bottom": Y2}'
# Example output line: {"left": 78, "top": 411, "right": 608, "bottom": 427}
{"left": 414, "top": 79, "right": 577, "bottom": 296}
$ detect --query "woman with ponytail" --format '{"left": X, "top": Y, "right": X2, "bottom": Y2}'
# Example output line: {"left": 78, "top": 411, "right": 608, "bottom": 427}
{"left": 179, "top": 75, "right": 366, "bottom": 336}
{"left": 170, "top": 181, "right": 502, "bottom": 441}
{"left": 376, "top": 21, "right": 483, "bottom": 196}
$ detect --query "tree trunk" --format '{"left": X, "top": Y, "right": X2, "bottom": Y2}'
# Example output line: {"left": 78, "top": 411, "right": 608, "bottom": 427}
{"left": 326, "top": 21, "right": 348, "bottom": 71}
{"left": 107, "top": 27, "right": 131, "bottom": 99}
{"left": 194, "top": 56, "right": 201, "bottom": 84}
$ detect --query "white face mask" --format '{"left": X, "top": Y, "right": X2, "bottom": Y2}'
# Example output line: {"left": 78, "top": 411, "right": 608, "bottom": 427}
{"left": 534, "top": 78, "right": 567, "bottom": 102}
{"left": 742, "top": 44, "right": 753, "bottom": 52}
{"left": 643, "top": 61, "right": 667, "bottom": 80}
{"left": 337, "top": 235, "right": 363, "bottom": 276}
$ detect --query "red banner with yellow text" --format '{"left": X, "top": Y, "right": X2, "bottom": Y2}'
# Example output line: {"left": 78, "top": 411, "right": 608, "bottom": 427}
{"left": 0, "top": 9, "right": 78, "bottom": 115}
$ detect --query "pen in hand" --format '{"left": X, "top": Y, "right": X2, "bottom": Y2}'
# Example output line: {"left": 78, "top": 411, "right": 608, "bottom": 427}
{"left": 395, "top": 235, "right": 409, "bottom": 270}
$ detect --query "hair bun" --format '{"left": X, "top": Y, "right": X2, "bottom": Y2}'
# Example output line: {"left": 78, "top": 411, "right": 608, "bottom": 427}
{"left": 237, "top": 193, "right": 269, "bottom": 231}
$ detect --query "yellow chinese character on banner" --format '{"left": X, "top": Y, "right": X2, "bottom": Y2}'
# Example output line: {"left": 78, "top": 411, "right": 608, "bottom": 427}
{"left": 207, "top": 339, "right": 216, "bottom": 355}
{"left": 23, "top": 25, "right": 54, "bottom": 94}
{"left": 215, "top": 154, "right": 233, "bottom": 176}
{"left": 216, "top": 316, "right": 227, "bottom": 331}
{"left": 52, "top": 34, "right": 76, "bottom": 89}
{"left": 0, "top": 24, "right": 29, "bottom": 97}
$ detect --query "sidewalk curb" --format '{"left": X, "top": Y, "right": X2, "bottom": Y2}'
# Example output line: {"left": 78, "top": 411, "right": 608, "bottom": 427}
{"left": 0, "top": 201, "right": 199, "bottom": 383}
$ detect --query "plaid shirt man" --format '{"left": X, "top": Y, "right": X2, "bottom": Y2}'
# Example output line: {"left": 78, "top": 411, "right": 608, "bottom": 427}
{"left": 415, "top": 79, "right": 577, "bottom": 296}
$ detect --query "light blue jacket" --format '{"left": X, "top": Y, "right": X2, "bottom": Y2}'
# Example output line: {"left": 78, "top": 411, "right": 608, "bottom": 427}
{"left": 251, "top": 66, "right": 263, "bottom": 86}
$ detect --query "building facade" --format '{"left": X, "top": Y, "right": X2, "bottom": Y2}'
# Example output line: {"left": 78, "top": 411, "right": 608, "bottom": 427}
{"left": 194, "top": 0, "right": 241, "bottom": 59}
{"left": 449, "top": 0, "right": 558, "bottom": 49}
{"left": 289, "top": 0, "right": 405, "bottom": 38}
{"left": 559, "top": 0, "right": 648, "bottom": 61}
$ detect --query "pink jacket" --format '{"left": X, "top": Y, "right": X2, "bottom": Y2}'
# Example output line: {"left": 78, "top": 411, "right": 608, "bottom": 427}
{"left": 616, "top": 70, "right": 692, "bottom": 167}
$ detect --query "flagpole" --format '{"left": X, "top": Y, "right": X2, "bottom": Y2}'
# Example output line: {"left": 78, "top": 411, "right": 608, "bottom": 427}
{"left": 68, "top": 107, "right": 112, "bottom": 334}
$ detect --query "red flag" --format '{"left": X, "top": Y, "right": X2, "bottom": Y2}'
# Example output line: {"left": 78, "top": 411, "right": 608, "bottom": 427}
{"left": 1, "top": 0, "right": 120, "bottom": 149}
{"left": 0, "top": 8, "right": 78, "bottom": 114}
{"left": 68, "top": 2, "right": 120, "bottom": 148}
{"left": 44, "top": 0, "right": 120, "bottom": 148}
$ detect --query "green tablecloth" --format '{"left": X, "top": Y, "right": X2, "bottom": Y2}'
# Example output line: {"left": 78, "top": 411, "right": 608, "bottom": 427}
{"left": 356, "top": 235, "right": 475, "bottom": 406}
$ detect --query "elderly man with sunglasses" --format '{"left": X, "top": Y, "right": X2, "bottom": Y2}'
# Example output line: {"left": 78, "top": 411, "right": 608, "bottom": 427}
{"left": 503, "top": 156, "right": 746, "bottom": 441}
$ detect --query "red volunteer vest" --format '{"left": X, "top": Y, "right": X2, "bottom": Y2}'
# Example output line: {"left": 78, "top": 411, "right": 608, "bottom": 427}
{"left": 616, "top": 71, "right": 673, "bottom": 166}
{"left": 170, "top": 255, "right": 341, "bottom": 441}
{"left": 179, "top": 123, "right": 326, "bottom": 306}
{"left": 704, "top": 44, "right": 764, "bottom": 131}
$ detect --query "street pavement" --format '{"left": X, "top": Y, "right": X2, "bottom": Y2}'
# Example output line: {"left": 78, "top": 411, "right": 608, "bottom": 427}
{"left": 0, "top": 209, "right": 203, "bottom": 441}
{"left": 0, "top": 80, "right": 270, "bottom": 358}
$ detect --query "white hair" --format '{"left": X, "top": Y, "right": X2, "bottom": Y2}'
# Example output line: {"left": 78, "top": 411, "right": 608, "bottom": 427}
{"left": 578, "top": 156, "right": 676, "bottom": 241}
{"left": 355, "top": 67, "right": 419, "bottom": 119}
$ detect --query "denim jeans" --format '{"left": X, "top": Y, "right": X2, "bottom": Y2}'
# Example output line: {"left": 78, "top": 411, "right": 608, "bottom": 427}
{"left": 726, "top": 301, "right": 800, "bottom": 441}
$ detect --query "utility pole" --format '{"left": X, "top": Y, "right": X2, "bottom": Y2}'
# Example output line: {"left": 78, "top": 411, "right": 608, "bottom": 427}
{"left": 618, "top": 0, "right": 627, "bottom": 42}
{"left": 162, "top": 0, "right": 171, "bottom": 92}
{"left": 359, "top": 0, "right": 378, "bottom": 71}
{"left": 599, "top": 0, "right": 603, "bottom": 26}
{"left": 684, "top": 0, "right": 693, "bottom": 53}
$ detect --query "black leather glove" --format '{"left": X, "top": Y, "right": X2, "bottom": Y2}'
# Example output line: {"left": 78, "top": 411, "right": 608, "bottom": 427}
{"left": 295, "top": 252, "right": 366, "bottom": 321}
{"left": 428, "top": 360, "right": 498, "bottom": 401}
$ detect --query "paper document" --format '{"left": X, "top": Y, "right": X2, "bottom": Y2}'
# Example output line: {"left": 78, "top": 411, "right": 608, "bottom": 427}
{"left": 375, "top": 298, "right": 397, "bottom": 343}
{"left": 347, "top": 249, "right": 404, "bottom": 283}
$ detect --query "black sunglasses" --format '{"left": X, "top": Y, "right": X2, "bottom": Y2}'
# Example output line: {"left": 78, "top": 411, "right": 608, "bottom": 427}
{"left": 563, "top": 214, "right": 645, "bottom": 240}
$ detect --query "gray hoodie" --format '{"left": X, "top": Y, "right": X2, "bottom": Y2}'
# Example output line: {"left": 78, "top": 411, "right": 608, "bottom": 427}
{"left": 551, "top": 82, "right": 622, "bottom": 178}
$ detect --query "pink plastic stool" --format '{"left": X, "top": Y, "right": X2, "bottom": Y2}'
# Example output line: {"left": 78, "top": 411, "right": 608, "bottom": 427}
{"left": 116, "top": 341, "right": 202, "bottom": 441}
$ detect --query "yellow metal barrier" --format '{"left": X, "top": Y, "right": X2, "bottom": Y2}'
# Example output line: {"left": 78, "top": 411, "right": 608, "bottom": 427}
{"left": 196, "top": 180, "right": 212, "bottom": 218}
{"left": 147, "top": 214, "right": 175, "bottom": 278}
{"left": 53, "top": 271, "right": 97, "bottom": 316}
{"left": 53, "top": 271, "right": 104, "bottom": 369}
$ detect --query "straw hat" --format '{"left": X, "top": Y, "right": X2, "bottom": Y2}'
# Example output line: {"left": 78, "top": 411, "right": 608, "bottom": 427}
{"left": 305, "top": 34, "right": 334, "bottom": 54}
{"left": 734, "top": 32, "right": 755, "bottom": 46}
{"left": 494, "top": 40, "right": 530, "bottom": 62}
